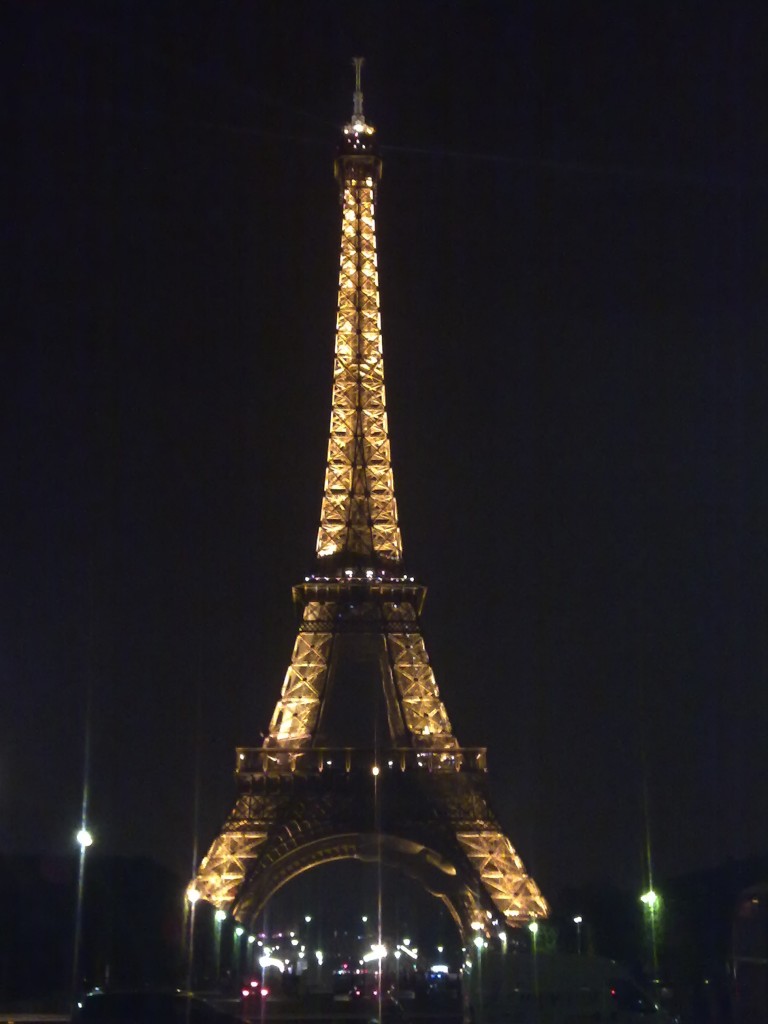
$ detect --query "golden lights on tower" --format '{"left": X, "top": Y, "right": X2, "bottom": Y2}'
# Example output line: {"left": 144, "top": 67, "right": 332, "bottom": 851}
{"left": 191, "top": 61, "right": 549, "bottom": 932}
{"left": 316, "top": 61, "right": 401, "bottom": 567}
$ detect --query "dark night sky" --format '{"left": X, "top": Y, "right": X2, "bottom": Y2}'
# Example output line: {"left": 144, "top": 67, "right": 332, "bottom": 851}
{"left": 3, "top": 1, "right": 767, "bottom": 908}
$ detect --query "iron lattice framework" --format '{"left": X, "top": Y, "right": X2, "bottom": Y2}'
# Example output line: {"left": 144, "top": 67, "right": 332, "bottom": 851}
{"left": 192, "top": 64, "right": 548, "bottom": 939}
{"left": 316, "top": 161, "right": 402, "bottom": 565}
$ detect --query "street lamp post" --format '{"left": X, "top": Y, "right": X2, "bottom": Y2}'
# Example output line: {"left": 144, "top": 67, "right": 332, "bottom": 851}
{"left": 72, "top": 826, "right": 94, "bottom": 1007}
{"left": 640, "top": 889, "right": 660, "bottom": 978}
{"left": 214, "top": 909, "right": 227, "bottom": 984}
{"left": 529, "top": 922, "right": 540, "bottom": 1017}
{"left": 573, "top": 916, "right": 583, "bottom": 955}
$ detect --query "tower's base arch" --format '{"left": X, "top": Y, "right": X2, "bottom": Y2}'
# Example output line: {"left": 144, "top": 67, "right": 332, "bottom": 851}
{"left": 233, "top": 831, "right": 481, "bottom": 943}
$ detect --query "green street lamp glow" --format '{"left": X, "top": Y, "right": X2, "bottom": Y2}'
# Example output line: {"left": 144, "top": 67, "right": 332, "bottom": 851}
{"left": 640, "top": 889, "right": 659, "bottom": 907}
{"left": 186, "top": 887, "right": 201, "bottom": 905}
{"left": 235, "top": 926, "right": 244, "bottom": 937}
{"left": 215, "top": 909, "right": 227, "bottom": 922}
{"left": 528, "top": 921, "right": 539, "bottom": 935}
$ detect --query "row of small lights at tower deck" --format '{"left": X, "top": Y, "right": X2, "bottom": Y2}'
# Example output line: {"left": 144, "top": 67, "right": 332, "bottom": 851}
{"left": 239, "top": 754, "right": 461, "bottom": 772}
{"left": 303, "top": 571, "right": 416, "bottom": 583}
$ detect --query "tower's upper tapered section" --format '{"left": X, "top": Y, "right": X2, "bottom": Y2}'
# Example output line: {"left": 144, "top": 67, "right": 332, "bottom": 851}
{"left": 316, "top": 61, "right": 403, "bottom": 568}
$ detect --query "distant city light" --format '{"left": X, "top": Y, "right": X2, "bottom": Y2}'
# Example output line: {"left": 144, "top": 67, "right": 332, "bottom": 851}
{"left": 258, "top": 956, "right": 284, "bottom": 972}
{"left": 640, "top": 890, "right": 659, "bottom": 907}
{"left": 573, "top": 915, "right": 583, "bottom": 924}
{"left": 235, "top": 926, "right": 244, "bottom": 937}
{"left": 186, "top": 886, "right": 200, "bottom": 905}
{"left": 529, "top": 921, "right": 539, "bottom": 935}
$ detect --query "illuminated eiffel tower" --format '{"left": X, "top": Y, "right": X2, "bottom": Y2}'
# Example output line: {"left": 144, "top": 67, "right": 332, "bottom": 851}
{"left": 191, "top": 61, "right": 548, "bottom": 940}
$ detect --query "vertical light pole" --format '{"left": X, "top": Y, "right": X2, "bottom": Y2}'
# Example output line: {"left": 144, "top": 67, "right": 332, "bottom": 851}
{"left": 529, "top": 921, "right": 540, "bottom": 1016}
{"left": 186, "top": 886, "right": 201, "bottom": 992}
{"left": 473, "top": 934, "right": 484, "bottom": 1024}
{"left": 640, "top": 889, "right": 660, "bottom": 978}
{"left": 214, "top": 909, "right": 227, "bottom": 985}
{"left": 573, "top": 916, "right": 583, "bottom": 955}
{"left": 235, "top": 925, "right": 245, "bottom": 982}
{"left": 71, "top": 826, "right": 94, "bottom": 1006}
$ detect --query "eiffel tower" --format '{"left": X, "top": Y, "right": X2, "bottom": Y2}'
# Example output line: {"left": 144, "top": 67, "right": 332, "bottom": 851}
{"left": 190, "top": 61, "right": 548, "bottom": 942}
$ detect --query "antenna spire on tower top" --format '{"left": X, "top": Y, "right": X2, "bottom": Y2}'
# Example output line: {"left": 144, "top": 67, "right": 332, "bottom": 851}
{"left": 351, "top": 56, "right": 365, "bottom": 124}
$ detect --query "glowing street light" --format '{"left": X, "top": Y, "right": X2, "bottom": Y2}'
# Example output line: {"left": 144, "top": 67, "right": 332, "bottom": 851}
{"left": 76, "top": 828, "right": 93, "bottom": 849}
{"left": 215, "top": 909, "right": 227, "bottom": 922}
{"left": 640, "top": 889, "right": 660, "bottom": 976}
{"left": 72, "top": 822, "right": 94, "bottom": 1006}
{"left": 573, "top": 916, "right": 583, "bottom": 954}
{"left": 186, "top": 887, "right": 201, "bottom": 905}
